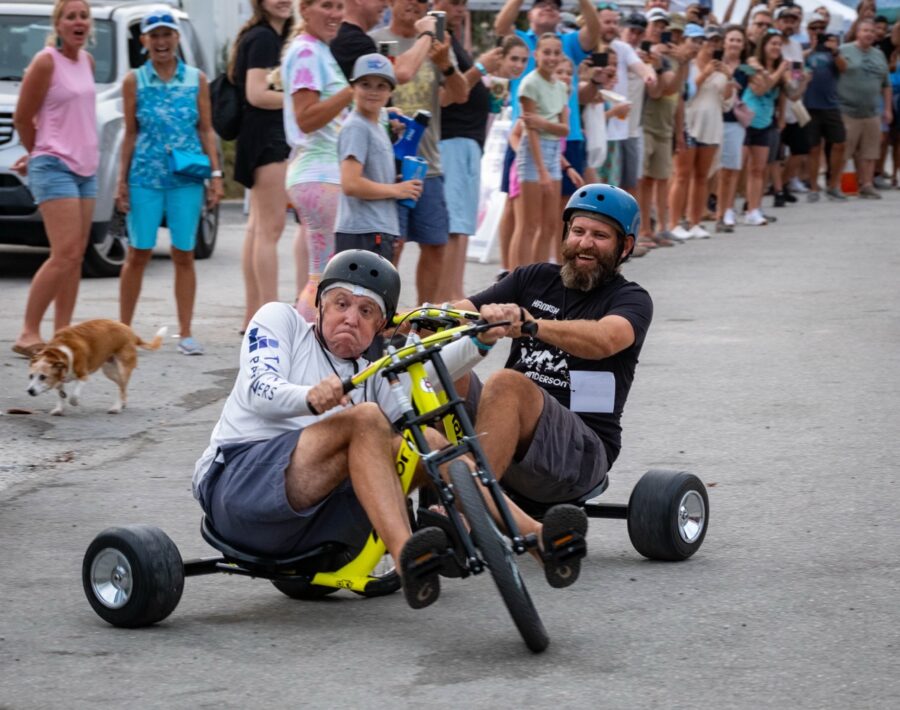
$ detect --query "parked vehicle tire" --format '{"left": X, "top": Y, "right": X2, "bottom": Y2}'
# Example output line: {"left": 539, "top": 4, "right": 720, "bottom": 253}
{"left": 627, "top": 469, "right": 709, "bottom": 561}
{"left": 82, "top": 211, "right": 129, "bottom": 277}
{"left": 82, "top": 525, "right": 184, "bottom": 627}
{"left": 449, "top": 461, "right": 549, "bottom": 653}
{"left": 193, "top": 202, "right": 218, "bottom": 260}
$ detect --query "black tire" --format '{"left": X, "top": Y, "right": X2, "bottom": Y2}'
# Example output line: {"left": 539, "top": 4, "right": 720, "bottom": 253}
{"left": 82, "top": 213, "right": 129, "bottom": 277}
{"left": 449, "top": 461, "right": 549, "bottom": 653}
{"left": 271, "top": 579, "right": 339, "bottom": 600}
{"left": 82, "top": 525, "right": 184, "bottom": 627}
{"left": 194, "top": 202, "right": 218, "bottom": 259}
{"left": 627, "top": 469, "right": 709, "bottom": 561}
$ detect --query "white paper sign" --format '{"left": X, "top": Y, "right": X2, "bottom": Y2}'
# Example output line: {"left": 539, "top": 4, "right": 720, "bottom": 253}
{"left": 569, "top": 370, "right": 615, "bottom": 414}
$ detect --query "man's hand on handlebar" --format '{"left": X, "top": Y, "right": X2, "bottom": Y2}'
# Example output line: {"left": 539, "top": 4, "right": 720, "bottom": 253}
{"left": 477, "top": 304, "right": 523, "bottom": 345}
{"left": 307, "top": 374, "right": 349, "bottom": 415}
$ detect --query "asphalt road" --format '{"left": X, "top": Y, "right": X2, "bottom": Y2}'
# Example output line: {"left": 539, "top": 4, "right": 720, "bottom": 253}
{"left": 1, "top": 193, "right": 899, "bottom": 709}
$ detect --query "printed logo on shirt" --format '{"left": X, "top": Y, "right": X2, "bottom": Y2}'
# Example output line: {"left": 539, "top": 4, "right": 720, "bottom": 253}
{"left": 518, "top": 342, "right": 570, "bottom": 389}
{"left": 247, "top": 328, "right": 280, "bottom": 353}
{"left": 530, "top": 299, "right": 560, "bottom": 316}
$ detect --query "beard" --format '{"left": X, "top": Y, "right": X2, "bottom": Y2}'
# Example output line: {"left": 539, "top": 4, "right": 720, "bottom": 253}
{"left": 559, "top": 241, "right": 620, "bottom": 291}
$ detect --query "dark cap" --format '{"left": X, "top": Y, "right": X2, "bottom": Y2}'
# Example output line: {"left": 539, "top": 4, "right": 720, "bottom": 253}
{"left": 532, "top": 0, "right": 562, "bottom": 8}
{"left": 625, "top": 12, "right": 648, "bottom": 29}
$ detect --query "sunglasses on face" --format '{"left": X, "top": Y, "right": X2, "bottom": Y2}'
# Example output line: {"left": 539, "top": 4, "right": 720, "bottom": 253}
{"left": 766, "top": 28, "right": 783, "bottom": 35}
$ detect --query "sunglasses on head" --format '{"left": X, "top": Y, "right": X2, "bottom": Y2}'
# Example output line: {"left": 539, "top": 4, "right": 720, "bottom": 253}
{"left": 596, "top": 2, "right": 619, "bottom": 11}
{"left": 143, "top": 13, "right": 175, "bottom": 26}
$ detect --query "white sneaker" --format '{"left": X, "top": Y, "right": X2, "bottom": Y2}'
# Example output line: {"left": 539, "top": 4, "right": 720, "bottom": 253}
{"left": 723, "top": 208, "right": 736, "bottom": 227}
{"left": 788, "top": 177, "right": 809, "bottom": 193}
{"left": 688, "top": 224, "right": 711, "bottom": 239}
{"left": 669, "top": 225, "right": 694, "bottom": 241}
{"left": 743, "top": 209, "right": 767, "bottom": 226}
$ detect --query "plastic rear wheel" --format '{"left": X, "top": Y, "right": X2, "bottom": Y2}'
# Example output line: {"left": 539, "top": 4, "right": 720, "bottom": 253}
{"left": 82, "top": 525, "right": 184, "bottom": 627}
{"left": 627, "top": 469, "right": 709, "bottom": 561}
{"left": 449, "top": 461, "right": 549, "bottom": 653}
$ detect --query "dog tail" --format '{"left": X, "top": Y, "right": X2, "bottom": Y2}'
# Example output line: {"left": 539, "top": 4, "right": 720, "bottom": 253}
{"left": 137, "top": 326, "right": 168, "bottom": 351}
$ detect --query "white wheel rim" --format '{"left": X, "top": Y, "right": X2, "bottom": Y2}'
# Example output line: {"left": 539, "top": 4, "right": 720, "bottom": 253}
{"left": 90, "top": 548, "right": 133, "bottom": 609}
{"left": 677, "top": 490, "right": 705, "bottom": 544}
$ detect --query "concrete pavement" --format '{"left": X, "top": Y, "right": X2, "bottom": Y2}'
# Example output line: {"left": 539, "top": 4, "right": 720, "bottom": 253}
{"left": 1, "top": 191, "right": 899, "bottom": 708}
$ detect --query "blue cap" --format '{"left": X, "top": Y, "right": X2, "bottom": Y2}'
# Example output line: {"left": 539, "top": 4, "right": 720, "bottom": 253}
{"left": 684, "top": 23, "right": 706, "bottom": 39}
{"left": 563, "top": 184, "right": 640, "bottom": 239}
{"left": 140, "top": 8, "right": 180, "bottom": 34}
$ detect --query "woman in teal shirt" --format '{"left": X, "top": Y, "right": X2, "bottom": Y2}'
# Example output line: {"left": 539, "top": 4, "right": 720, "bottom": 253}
{"left": 741, "top": 30, "right": 790, "bottom": 226}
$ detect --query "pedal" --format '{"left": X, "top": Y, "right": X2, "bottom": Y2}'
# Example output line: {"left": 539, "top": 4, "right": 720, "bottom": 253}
{"left": 417, "top": 507, "right": 466, "bottom": 578}
{"left": 544, "top": 529, "right": 587, "bottom": 564}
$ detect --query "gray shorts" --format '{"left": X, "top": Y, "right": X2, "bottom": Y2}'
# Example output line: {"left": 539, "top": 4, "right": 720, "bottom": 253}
{"left": 197, "top": 429, "right": 372, "bottom": 558}
{"left": 621, "top": 135, "right": 643, "bottom": 190}
{"left": 464, "top": 373, "right": 609, "bottom": 503}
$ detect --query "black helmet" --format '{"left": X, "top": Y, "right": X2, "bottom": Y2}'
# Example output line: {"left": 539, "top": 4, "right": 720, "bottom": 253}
{"left": 315, "top": 250, "right": 401, "bottom": 321}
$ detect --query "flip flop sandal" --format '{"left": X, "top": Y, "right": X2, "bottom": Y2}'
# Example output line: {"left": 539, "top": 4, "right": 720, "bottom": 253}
{"left": 400, "top": 526, "right": 448, "bottom": 609}
{"left": 541, "top": 504, "right": 588, "bottom": 589}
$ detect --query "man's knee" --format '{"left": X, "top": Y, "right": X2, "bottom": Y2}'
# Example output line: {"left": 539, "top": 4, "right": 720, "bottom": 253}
{"left": 348, "top": 401, "right": 392, "bottom": 434}
{"left": 482, "top": 369, "right": 539, "bottom": 401}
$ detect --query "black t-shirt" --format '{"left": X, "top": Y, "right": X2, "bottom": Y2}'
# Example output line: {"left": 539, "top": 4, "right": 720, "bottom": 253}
{"left": 235, "top": 24, "right": 284, "bottom": 111}
{"left": 440, "top": 33, "right": 491, "bottom": 148}
{"left": 332, "top": 21, "right": 378, "bottom": 81}
{"left": 469, "top": 264, "right": 653, "bottom": 462}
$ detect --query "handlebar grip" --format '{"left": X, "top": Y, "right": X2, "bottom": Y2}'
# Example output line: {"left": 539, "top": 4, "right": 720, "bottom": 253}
{"left": 342, "top": 377, "right": 356, "bottom": 394}
{"left": 521, "top": 321, "right": 538, "bottom": 336}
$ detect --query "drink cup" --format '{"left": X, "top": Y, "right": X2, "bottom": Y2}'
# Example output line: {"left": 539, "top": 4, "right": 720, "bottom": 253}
{"left": 398, "top": 156, "right": 428, "bottom": 209}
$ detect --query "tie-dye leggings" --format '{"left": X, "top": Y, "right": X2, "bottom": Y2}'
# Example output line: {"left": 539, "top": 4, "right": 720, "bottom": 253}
{"left": 288, "top": 182, "right": 340, "bottom": 274}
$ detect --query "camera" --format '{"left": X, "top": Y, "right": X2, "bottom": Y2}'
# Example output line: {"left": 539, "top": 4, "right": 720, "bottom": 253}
{"left": 713, "top": 49, "right": 724, "bottom": 61}
{"left": 427, "top": 11, "right": 446, "bottom": 43}
{"left": 591, "top": 52, "right": 609, "bottom": 68}
{"left": 661, "top": 30, "right": 673, "bottom": 44}
{"left": 641, "top": 40, "right": 653, "bottom": 52}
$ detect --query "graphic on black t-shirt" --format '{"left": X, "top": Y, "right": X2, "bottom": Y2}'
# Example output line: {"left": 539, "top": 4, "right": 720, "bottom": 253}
{"left": 518, "top": 340, "right": 570, "bottom": 387}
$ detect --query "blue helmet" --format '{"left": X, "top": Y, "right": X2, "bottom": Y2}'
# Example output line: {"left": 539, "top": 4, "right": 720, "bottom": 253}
{"left": 563, "top": 184, "right": 640, "bottom": 240}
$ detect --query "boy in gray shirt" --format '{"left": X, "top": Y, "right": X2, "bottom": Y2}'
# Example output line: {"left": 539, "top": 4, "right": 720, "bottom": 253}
{"left": 336, "top": 54, "right": 423, "bottom": 260}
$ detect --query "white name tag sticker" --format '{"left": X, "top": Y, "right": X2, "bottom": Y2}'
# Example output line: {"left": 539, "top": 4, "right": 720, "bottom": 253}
{"left": 569, "top": 370, "right": 615, "bottom": 413}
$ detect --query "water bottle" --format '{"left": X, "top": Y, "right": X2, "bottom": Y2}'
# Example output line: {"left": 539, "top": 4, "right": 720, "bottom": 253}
{"left": 393, "top": 110, "right": 431, "bottom": 165}
{"left": 398, "top": 156, "right": 428, "bottom": 209}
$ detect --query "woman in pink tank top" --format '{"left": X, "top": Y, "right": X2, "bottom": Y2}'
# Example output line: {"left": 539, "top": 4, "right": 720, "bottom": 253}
{"left": 11, "top": 0, "right": 99, "bottom": 357}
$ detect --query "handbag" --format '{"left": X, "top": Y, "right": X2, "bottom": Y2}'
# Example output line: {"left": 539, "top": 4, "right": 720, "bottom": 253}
{"left": 168, "top": 148, "right": 211, "bottom": 181}
{"left": 789, "top": 99, "right": 811, "bottom": 127}
{"left": 210, "top": 72, "right": 242, "bottom": 140}
{"left": 733, "top": 99, "right": 755, "bottom": 129}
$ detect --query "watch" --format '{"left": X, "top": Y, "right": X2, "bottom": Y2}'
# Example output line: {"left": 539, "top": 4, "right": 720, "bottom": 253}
{"left": 442, "top": 64, "right": 456, "bottom": 77}
{"left": 210, "top": 169, "right": 223, "bottom": 178}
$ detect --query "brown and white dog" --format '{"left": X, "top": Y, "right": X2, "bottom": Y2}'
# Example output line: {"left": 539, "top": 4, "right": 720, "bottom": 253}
{"left": 27, "top": 319, "right": 167, "bottom": 415}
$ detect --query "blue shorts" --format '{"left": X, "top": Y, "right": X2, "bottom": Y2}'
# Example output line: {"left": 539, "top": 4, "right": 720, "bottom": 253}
{"left": 500, "top": 143, "right": 516, "bottom": 194}
{"left": 28, "top": 154, "right": 97, "bottom": 204}
{"left": 439, "top": 137, "right": 482, "bottom": 236}
{"left": 516, "top": 136, "right": 562, "bottom": 182}
{"left": 197, "top": 429, "right": 373, "bottom": 558}
{"left": 721, "top": 121, "right": 746, "bottom": 170}
{"left": 397, "top": 175, "right": 449, "bottom": 246}
{"left": 561, "top": 140, "right": 586, "bottom": 196}
{"left": 127, "top": 184, "right": 204, "bottom": 251}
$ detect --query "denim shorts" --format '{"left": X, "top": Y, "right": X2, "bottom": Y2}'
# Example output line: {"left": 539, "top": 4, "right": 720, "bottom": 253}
{"left": 439, "top": 137, "right": 482, "bottom": 235}
{"left": 197, "top": 429, "right": 373, "bottom": 558}
{"left": 516, "top": 136, "right": 562, "bottom": 182}
{"left": 28, "top": 154, "right": 97, "bottom": 204}
{"left": 397, "top": 175, "right": 449, "bottom": 246}
{"left": 127, "top": 184, "right": 204, "bottom": 251}
{"left": 720, "top": 121, "right": 746, "bottom": 170}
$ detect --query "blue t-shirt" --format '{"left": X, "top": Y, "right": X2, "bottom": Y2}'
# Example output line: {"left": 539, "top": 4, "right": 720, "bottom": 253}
{"left": 804, "top": 50, "right": 840, "bottom": 111}
{"left": 742, "top": 82, "right": 779, "bottom": 130}
{"left": 509, "top": 29, "right": 588, "bottom": 142}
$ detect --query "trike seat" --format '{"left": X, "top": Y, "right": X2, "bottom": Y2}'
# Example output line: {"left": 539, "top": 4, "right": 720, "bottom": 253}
{"left": 200, "top": 517, "right": 345, "bottom": 574}
{"left": 501, "top": 474, "right": 610, "bottom": 520}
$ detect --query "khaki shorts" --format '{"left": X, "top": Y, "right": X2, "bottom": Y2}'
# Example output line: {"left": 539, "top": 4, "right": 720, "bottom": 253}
{"left": 842, "top": 115, "right": 882, "bottom": 162}
{"left": 642, "top": 131, "right": 673, "bottom": 180}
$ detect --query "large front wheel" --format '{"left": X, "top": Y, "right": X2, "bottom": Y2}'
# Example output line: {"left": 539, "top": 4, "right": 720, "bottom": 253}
{"left": 449, "top": 461, "right": 549, "bottom": 653}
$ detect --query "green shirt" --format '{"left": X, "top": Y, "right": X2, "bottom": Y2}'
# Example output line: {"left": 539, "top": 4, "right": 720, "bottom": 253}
{"left": 837, "top": 43, "right": 889, "bottom": 119}
{"left": 518, "top": 71, "right": 569, "bottom": 139}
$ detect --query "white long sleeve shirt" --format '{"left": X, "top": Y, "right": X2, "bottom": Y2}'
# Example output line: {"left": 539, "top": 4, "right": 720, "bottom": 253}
{"left": 193, "top": 302, "right": 485, "bottom": 497}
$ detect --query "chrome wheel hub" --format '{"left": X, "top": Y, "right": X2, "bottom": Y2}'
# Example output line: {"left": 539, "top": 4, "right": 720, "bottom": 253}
{"left": 90, "top": 548, "right": 133, "bottom": 609}
{"left": 677, "top": 490, "right": 705, "bottom": 543}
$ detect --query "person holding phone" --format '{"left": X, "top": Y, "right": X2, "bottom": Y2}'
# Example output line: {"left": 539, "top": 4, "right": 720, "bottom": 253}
{"left": 510, "top": 33, "right": 569, "bottom": 268}
{"left": 715, "top": 24, "right": 749, "bottom": 232}
{"left": 741, "top": 29, "right": 790, "bottom": 226}
{"left": 668, "top": 24, "right": 732, "bottom": 240}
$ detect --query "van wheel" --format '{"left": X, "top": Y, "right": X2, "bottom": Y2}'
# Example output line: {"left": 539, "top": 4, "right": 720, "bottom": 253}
{"left": 83, "top": 212, "right": 128, "bottom": 277}
{"left": 194, "top": 202, "right": 218, "bottom": 259}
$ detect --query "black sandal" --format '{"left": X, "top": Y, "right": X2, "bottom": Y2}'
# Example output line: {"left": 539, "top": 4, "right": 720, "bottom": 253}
{"left": 399, "top": 526, "right": 448, "bottom": 609}
{"left": 541, "top": 504, "right": 588, "bottom": 589}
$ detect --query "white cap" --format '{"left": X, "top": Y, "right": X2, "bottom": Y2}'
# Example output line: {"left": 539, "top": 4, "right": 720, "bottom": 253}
{"left": 646, "top": 8, "right": 670, "bottom": 24}
{"left": 807, "top": 11, "right": 828, "bottom": 27}
{"left": 320, "top": 282, "right": 386, "bottom": 316}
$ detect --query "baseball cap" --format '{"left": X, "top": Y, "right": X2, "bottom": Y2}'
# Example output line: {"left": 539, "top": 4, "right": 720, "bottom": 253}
{"left": 705, "top": 25, "right": 724, "bottom": 39}
{"left": 669, "top": 13, "right": 686, "bottom": 32}
{"left": 625, "top": 12, "right": 648, "bottom": 30}
{"left": 646, "top": 8, "right": 670, "bottom": 25}
{"left": 533, "top": 0, "right": 563, "bottom": 8}
{"left": 140, "top": 8, "right": 180, "bottom": 34}
{"left": 774, "top": 5, "right": 801, "bottom": 20}
{"left": 684, "top": 23, "right": 706, "bottom": 39}
{"left": 350, "top": 53, "right": 397, "bottom": 88}
{"left": 807, "top": 11, "right": 828, "bottom": 27}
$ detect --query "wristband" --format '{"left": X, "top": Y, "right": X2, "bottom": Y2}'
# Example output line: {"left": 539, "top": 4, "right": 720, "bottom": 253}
{"left": 418, "top": 31, "right": 436, "bottom": 41}
{"left": 475, "top": 61, "right": 488, "bottom": 76}
{"left": 470, "top": 335, "right": 493, "bottom": 352}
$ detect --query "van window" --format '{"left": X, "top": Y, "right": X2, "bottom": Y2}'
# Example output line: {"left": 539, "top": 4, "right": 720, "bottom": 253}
{"left": 0, "top": 16, "right": 115, "bottom": 84}
{"left": 179, "top": 20, "right": 210, "bottom": 75}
